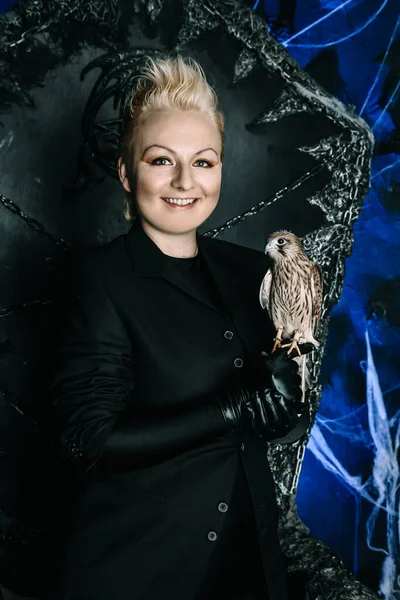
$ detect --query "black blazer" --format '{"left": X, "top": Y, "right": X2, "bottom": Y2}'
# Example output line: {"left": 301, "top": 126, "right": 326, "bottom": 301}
{"left": 47, "top": 218, "right": 290, "bottom": 600}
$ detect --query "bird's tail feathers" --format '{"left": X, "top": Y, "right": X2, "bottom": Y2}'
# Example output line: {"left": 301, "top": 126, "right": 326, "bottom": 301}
{"left": 294, "top": 353, "right": 310, "bottom": 404}
{"left": 303, "top": 333, "right": 320, "bottom": 348}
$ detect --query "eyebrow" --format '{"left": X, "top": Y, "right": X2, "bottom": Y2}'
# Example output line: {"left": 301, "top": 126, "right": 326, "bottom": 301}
{"left": 142, "top": 144, "right": 219, "bottom": 158}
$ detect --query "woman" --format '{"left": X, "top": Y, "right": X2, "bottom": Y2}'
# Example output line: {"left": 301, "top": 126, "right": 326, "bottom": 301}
{"left": 46, "top": 55, "right": 312, "bottom": 600}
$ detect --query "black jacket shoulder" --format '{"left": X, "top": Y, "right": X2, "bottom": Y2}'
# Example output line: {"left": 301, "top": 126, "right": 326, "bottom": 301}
{"left": 66, "top": 232, "right": 129, "bottom": 290}
{"left": 67, "top": 228, "right": 270, "bottom": 291}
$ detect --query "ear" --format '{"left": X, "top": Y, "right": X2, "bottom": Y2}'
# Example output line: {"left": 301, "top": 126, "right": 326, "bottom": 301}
{"left": 117, "top": 157, "right": 131, "bottom": 193}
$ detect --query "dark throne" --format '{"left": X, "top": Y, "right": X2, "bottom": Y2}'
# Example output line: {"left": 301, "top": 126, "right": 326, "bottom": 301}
{"left": 0, "top": 1, "right": 377, "bottom": 598}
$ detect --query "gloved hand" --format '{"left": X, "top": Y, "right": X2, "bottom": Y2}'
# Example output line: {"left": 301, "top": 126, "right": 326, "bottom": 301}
{"left": 213, "top": 384, "right": 296, "bottom": 438}
{"left": 215, "top": 343, "right": 315, "bottom": 437}
{"left": 256, "top": 343, "right": 315, "bottom": 434}
{"left": 259, "top": 343, "right": 315, "bottom": 402}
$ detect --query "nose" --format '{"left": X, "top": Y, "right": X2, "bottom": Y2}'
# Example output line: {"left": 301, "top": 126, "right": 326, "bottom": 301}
{"left": 171, "top": 164, "right": 195, "bottom": 191}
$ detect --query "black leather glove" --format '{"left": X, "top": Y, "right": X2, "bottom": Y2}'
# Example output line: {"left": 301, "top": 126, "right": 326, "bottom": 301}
{"left": 260, "top": 343, "right": 314, "bottom": 401}
{"left": 214, "top": 381, "right": 295, "bottom": 438}
{"left": 248, "top": 343, "right": 315, "bottom": 437}
{"left": 212, "top": 385, "right": 288, "bottom": 437}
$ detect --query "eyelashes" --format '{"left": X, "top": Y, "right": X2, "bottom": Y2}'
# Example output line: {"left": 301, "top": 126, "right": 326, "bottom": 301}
{"left": 150, "top": 157, "right": 213, "bottom": 168}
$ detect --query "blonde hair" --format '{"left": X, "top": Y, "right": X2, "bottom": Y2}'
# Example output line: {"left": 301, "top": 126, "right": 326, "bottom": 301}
{"left": 118, "top": 54, "right": 225, "bottom": 221}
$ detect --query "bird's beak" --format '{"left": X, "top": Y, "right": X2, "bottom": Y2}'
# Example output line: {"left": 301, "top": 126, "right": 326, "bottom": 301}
{"left": 264, "top": 243, "right": 273, "bottom": 254}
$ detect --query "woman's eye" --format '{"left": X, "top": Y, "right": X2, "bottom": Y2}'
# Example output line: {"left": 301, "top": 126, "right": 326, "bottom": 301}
{"left": 151, "top": 157, "right": 171, "bottom": 165}
{"left": 195, "top": 159, "right": 212, "bottom": 168}
{"left": 150, "top": 157, "right": 212, "bottom": 167}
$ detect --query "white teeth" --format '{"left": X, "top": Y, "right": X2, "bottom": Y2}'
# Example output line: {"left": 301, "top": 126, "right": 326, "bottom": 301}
{"left": 164, "top": 198, "right": 197, "bottom": 206}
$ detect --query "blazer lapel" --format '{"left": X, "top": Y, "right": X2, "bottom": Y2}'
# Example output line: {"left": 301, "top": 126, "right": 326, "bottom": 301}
{"left": 124, "top": 218, "right": 274, "bottom": 354}
{"left": 124, "top": 218, "right": 221, "bottom": 313}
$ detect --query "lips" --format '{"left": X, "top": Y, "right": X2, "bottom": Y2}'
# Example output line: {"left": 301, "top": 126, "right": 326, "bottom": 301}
{"left": 161, "top": 197, "right": 200, "bottom": 209}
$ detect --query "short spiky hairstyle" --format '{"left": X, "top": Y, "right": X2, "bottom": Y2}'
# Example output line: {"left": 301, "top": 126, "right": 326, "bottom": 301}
{"left": 117, "top": 54, "right": 225, "bottom": 221}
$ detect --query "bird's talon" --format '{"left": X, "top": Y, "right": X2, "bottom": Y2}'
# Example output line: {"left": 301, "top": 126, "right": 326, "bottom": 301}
{"left": 271, "top": 339, "right": 282, "bottom": 353}
{"left": 281, "top": 340, "right": 301, "bottom": 357}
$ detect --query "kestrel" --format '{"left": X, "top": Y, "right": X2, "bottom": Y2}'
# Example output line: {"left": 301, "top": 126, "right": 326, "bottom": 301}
{"left": 259, "top": 230, "right": 323, "bottom": 392}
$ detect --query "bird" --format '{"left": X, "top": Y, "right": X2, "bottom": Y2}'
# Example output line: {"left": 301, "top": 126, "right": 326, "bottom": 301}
{"left": 259, "top": 230, "right": 323, "bottom": 396}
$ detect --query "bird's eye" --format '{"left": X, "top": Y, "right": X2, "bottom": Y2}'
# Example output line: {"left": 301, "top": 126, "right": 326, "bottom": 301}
{"left": 277, "top": 238, "right": 286, "bottom": 245}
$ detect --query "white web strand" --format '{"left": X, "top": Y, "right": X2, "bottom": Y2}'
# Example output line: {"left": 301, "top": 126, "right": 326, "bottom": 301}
{"left": 365, "top": 327, "right": 400, "bottom": 600}
{"left": 306, "top": 325, "right": 400, "bottom": 599}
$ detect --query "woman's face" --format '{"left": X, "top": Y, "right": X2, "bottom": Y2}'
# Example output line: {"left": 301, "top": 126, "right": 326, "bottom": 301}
{"left": 118, "top": 109, "right": 222, "bottom": 235}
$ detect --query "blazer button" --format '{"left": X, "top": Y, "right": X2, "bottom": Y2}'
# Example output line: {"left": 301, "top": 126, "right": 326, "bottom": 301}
{"left": 218, "top": 502, "right": 228, "bottom": 513}
{"left": 234, "top": 357, "right": 243, "bottom": 368}
{"left": 207, "top": 531, "right": 218, "bottom": 542}
{"left": 224, "top": 330, "right": 234, "bottom": 340}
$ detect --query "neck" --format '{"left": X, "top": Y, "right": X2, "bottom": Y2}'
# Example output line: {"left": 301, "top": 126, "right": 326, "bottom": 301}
{"left": 140, "top": 218, "right": 198, "bottom": 258}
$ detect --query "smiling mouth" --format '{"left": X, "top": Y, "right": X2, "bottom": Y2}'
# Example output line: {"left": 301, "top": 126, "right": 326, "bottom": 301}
{"left": 161, "top": 197, "right": 200, "bottom": 207}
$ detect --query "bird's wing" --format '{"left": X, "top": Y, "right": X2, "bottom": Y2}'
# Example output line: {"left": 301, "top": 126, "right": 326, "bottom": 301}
{"left": 310, "top": 262, "right": 323, "bottom": 326}
{"left": 259, "top": 268, "right": 272, "bottom": 315}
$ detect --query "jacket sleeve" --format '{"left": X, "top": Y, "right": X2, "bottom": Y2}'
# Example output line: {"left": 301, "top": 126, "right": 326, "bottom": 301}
{"left": 48, "top": 255, "right": 135, "bottom": 475}
{"left": 98, "top": 400, "right": 231, "bottom": 472}
{"left": 49, "top": 255, "right": 237, "bottom": 477}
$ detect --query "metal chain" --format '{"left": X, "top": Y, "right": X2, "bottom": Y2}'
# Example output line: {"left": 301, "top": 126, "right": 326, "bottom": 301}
{"left": 290, "top": 442, "right": 306, "bottom": 494}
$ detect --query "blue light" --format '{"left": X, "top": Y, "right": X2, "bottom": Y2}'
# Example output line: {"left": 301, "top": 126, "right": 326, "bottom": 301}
{"left": 372, "top": 80, "right": 400, "bottom": 134}
{"left": 364, "top": 328, "right": 399, "bottom": 599}
{"left": 282, "top": 0, "right": 390, "bottom": 48}
{"left": 306, "top": 327, "right": 400, "bottom": 598}
{"left": 281, "top": 0, "right": 354, "bottom": 46}
{"left": 359, "top": 16, "right": 400, "bottom": 117}
{"left": 251, "top": 0, "right": 400, "bottom": 592}
{"left": 371, "top": 157, "right": 400, "bottom": 180}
